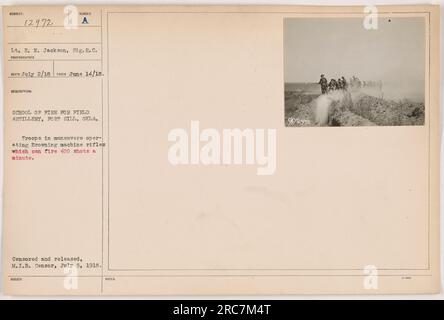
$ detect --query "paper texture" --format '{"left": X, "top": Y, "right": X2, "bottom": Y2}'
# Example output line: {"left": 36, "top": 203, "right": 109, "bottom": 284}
{"left": 2, "top": 5, "right": 440, "bottom": 295}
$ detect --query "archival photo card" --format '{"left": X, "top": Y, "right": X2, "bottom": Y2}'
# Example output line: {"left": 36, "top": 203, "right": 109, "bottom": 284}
{"left": 284, "top": 17, "right": 426, "bottom": 127}
{"left": 2, "top": 5, "right": 440, "bottom": 295}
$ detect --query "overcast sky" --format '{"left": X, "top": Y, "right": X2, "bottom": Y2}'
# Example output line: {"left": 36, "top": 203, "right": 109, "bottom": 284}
{"left": 284, "top": 17, "right": 425, "bottom": 87}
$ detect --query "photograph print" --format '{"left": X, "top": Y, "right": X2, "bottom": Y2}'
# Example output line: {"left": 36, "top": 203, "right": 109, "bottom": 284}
{"left": 284, "top": 17, "right": 426, "bottom": 127}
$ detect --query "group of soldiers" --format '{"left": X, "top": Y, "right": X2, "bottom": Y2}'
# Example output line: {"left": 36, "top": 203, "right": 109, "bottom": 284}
{"left": 318, "top": 74, "right": 384, "bottom": 95}
{"left": 318, "top": 74, "right": 348, "bottom": 94}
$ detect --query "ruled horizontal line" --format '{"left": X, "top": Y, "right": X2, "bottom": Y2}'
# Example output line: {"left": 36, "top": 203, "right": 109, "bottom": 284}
{"left": 8, "top": 42, "right": 102, "bottom": 45}
{"left": 8, "top": 59, "right": 101, "bottom": 62}
{"left": 8, "top": 274, "right": 433, "bottom": 278}
{"left": 7, "top": 25, "right": 101, "bottom": 28}
{"left": 8, "top": 76, "right": 102, "bottom": 79}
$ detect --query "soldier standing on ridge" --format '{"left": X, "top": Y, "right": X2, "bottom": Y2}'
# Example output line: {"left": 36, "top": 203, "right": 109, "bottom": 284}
{"left": 341, "top": 76, "right": 347, "bottom": 90}
{"left": 318, "top": 74, "right": 328, "bottom": 94}
{"left": 337, "top": 78, "right": 343, "bottom": 90}
{"left": 329, "top": 78, "right": 338, "bottom": 91}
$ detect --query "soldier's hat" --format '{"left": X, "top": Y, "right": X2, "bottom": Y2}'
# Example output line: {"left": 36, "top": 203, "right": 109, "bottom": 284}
{"left": 321, "top": 74, "right": 325, "bottom": 77}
